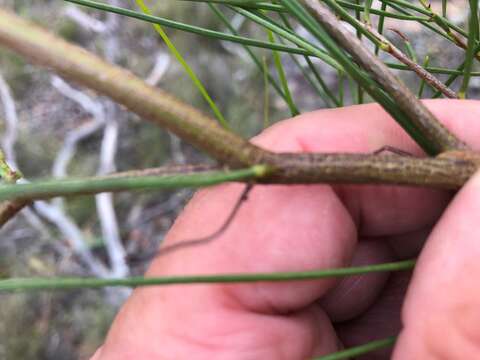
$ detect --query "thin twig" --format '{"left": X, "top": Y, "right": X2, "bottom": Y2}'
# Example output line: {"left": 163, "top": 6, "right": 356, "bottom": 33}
{"left": 0, "top": 199, "right": 30, "bottom": 226}
{"left": 368, "top": 25, "right": 458, "bottom": 98}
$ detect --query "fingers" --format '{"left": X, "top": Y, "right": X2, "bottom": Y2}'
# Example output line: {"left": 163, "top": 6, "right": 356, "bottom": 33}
{"left": 393, "top": 170, "right": 480, "bottom": 359}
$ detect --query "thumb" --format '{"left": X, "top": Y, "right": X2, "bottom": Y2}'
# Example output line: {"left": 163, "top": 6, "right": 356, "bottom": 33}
{"left": 393, "top": 170, "right": 480, "bottom": 359}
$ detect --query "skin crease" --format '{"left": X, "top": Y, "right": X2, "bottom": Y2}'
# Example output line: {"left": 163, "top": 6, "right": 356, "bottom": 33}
{"left": 92, "top": 100, "right": 480, "bottom": 359}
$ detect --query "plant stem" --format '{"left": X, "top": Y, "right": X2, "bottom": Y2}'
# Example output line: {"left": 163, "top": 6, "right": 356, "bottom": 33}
{"left": 355, "top": 0, "right": 364, "bottom": 104}
{"left": 266, "top": 28, "right": 299, "bottom": 115}
{"left": 0, "top": 199, "right": 30, "bottom": 226}
{"left": 179, "top": 0, "right": 284, "bottom": 12}
{"left": 377, "top": 28, "right": 457, "bottom": 98}
{"left": 0, "top": 167, "right": 265, "bottom": 202}
{"left": 375, "top": 1, "right": 388, "bottom": 55}
{"left": 0, "top": 260, "right": 415, "bottom": 292}
{"left": 262, "top": 151, "right": 480, "bottom": 189}
{"left": 418, "top": 55, "right": 430, "bottom": 98}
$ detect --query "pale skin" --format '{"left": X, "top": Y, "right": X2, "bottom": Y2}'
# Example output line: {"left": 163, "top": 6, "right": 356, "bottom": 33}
{"left": 92, "top": 100, "right": 480, "bottom": 359}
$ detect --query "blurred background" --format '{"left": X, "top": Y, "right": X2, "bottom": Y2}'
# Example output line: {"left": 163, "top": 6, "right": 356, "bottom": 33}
{"left": 0, "top": 0, "right": 475, "bottom": 358}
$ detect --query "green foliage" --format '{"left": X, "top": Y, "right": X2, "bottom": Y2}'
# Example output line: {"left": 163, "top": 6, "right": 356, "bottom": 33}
{"left": 0, "top": 260, "right": 415, "bottom": 291}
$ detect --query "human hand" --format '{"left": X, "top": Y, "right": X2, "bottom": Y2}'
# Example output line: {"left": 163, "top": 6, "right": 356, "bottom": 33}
{"left": 92, "top": 100, "right": 480, "bottom": 359}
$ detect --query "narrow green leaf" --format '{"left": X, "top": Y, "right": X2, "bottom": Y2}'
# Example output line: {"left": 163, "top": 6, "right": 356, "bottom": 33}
{"left": 266, "top": 28, "right": 300, "bottom": 115}
{"left": 304, "top": 57, "right": 340, "bottom": 107}
{"left": 0, "top": 167, "right": 266, "bottom": 202}
{"left": 338, "top": 70, "right": 345, "bottom": 106}
{"left": 375, "top": 2, "right": 388, "bottom": 55}
{"left": 262, "top": 56, "right": 270, "bottom": 128}
{"left": 418, "top": 55, "right": 430, "bottom": 98}
{"left": 178, "top": 0, "right": 285, "bottom": 12}
{"left": 134, "top": 0, "right": 229, "bottom": 128}
{"left": 387, "top": 62, "right": 480, "bottom": 76}
{"left": 355, "top": 0, "right": 364, "bottom": 104}
{"left": 336, "top": 0, "right": 429, "bottom": 21}
{"left": 404, "top": 38, "right": 417, "bottom": 63}
{"left": 0, "top": 260, "right": 415, "bottom": 292}
{"left": 363, "top": 0, "right": 374, "bottom": 24}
